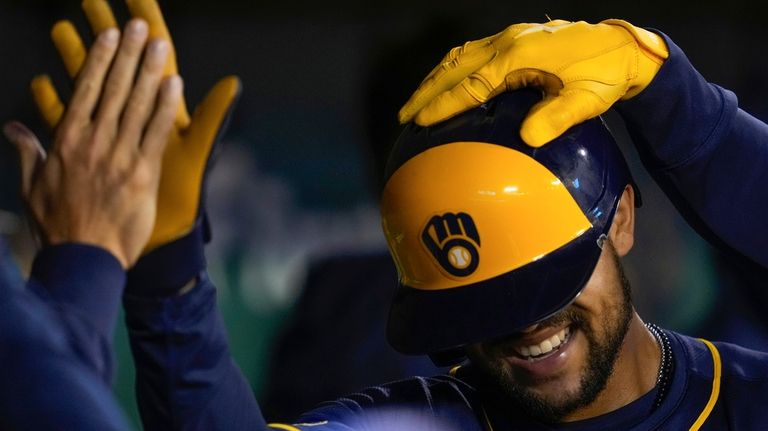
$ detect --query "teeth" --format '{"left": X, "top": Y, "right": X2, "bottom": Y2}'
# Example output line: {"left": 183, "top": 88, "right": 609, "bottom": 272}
{"left": 516, "top": 327, "right": 570, "bottom": 358}
{"left": 540, "top": 340, "right": 553, "bottom": 353}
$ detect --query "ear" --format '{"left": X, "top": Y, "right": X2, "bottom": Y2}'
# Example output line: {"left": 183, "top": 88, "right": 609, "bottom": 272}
{"left": 608, "top": 185, "right": 635, "bottom": 257}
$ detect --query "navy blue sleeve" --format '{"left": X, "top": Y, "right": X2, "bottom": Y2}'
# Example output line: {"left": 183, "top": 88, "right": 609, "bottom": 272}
{"left": 27, "top": 244, "right": 127, "bottom": 382}
{"left": 615, "top": 35, "right": 768, "bottom": 269}
{"left": 267, "top": 376, "right": 481, "bottom": 431}
{"left": 123, "top": 222, "right": 268, "bottom": 430}
{"left": 0, "top": 242, "right": 131, "bottom": 430}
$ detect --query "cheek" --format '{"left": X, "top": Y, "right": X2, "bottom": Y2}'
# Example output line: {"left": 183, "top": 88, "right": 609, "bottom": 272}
{"left": 572, "top": 248, "right": 626, "bottom": 326}
{"left": 553, "top": 330, "right": 592, "bottom": 389}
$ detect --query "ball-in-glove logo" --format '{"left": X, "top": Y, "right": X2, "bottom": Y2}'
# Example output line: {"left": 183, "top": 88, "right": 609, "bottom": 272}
{"left": 421, "top": 212, "right": 481, "bottom": 277}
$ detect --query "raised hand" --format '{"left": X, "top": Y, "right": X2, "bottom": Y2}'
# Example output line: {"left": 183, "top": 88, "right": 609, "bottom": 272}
{"left": 31, "top": 0, "right": 241, "bottom": 254}
{"left": 399, "top": 20, "right": 668, "bottom": 147}
{"left": 5, "top": 20, "right": 182, "bottom": 268}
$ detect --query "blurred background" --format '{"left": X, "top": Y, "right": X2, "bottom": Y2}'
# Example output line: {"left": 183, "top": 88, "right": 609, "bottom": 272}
{"left": 1, "top": 0, "right": 767, "bottom": 427}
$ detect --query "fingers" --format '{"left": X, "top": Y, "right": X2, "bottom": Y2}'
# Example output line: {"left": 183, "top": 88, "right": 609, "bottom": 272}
{"left": 126, "top": 0, "right": 190, "bottom": 127}
{"left": 141, "top": 76, "right": 183, "bottom": 160}
{"left": 399, "top": 23, "right": 546, "bottom": 124}
{"left": 3, "top": 122, "right": 46, "bottom": 197}
{"left": 51, "top": 21, "right": 86, "bottom": 78}
{"left": 125, "top": 0, "right": 174, "bottom": 69}
{"left": 118, "top": 37, "right": 170, "bottom": 150}
{"left": 399, "top": 42, "right": 496, "bottom": 124}
{"left": 411, "top": 57, "right": 512, "bottom": 127}
{"left": 94, "top": 19, "right": 150, "bottom": 135}
{"left": 31, "top": 75, "right": 65, "bottom": 129}
{"left": 520, "top": 90, "right": 607, "bottom": 147}
{"left": 82, "top": 0, "right": 118, "bottom": 34}
{"left": 57, "top": 28, "right": 120, "bottom": 145}
{"left": 399, "top": 21, "right": 575, "bottom": 125}
{"left": 45, "top": 6, "right": 117, "bottom": 130}
{"left": 411, "top": 85, "right": 486, "bottom": 126}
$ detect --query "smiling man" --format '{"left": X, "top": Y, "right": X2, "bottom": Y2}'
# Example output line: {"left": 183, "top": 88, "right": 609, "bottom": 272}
{"left": 263, "top": 19, "right": 768, "bottom": 430}
{"left": 465, "top": 244, "right": 639, "bottom": 423}
{"left": 465, "top": 241, "right": 639, "bottom": 422}
{"left": 375, "top": 88, "right": 665, "bottom": 428}
{"left": 21, "top": 2, "right": 768, "bottom": 429}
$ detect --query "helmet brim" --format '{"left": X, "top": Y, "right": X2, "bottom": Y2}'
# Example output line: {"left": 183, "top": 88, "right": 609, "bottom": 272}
{"left": 387, "top": 225, "right": 604, "bottom": 356}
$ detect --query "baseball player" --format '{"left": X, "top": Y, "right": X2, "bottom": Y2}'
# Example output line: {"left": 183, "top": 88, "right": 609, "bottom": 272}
{"left": 11, "top": 1, "right": 768, "bottom": 429}
{"left": 1, "top": 13, "right": 183, "bottom": 430}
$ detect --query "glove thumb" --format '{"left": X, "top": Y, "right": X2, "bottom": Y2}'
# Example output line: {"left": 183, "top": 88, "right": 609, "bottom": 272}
{"left": 184, "top": 76, "right": 241, "bottom": 168}
{"left": 142, "top": 76, "right": 241, "bottom": 253}
{"left": 520, "top": 90, "right": 606, "bottom": 147}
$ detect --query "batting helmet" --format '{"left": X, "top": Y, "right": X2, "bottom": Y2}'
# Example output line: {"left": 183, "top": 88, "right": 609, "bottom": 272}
{"left": 381, "top": 89, "right": 639, "bottom": 364}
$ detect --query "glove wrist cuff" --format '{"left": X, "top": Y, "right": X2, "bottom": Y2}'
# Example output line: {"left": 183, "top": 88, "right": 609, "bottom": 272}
{"left": 602, "top": 20, "right": 669, "bottom": 99}
{"left": 126, "top": 218, "right": 207, "bottom": 296}
{"left": 601, "top": 19, "right": 669, "bottom": 61}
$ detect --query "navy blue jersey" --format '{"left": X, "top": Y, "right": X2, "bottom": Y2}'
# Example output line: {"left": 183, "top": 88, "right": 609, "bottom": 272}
{"left": 274, "top": 332, "right": 768, "bottom": 431}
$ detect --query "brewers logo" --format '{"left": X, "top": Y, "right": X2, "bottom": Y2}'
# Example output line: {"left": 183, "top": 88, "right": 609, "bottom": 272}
{"left": 421, "top": 212, "right": 481, "bottom": 277}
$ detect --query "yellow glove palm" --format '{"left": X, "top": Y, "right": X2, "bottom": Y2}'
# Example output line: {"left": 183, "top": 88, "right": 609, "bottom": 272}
{"left": 399, "top": 19, "right": 668, "bottom": 147}
{"left": 31, "top": 0, "right": 240, "bottom": 254}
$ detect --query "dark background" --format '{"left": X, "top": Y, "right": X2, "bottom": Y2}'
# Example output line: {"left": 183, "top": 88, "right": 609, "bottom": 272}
{"left": 2, "top": 0, "right": 767, "bottom": 426}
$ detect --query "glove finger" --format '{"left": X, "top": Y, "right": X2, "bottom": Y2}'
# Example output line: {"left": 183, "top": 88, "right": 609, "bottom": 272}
{"left": 400, "top": 20, "right": 578, "bottom": 124}
{"left": 125, "top": 0, "right": 190, "bottom": 127}
{"left": 411, "top": 83, "right": 485, "bottom": 126}
{"left": 82, "top": 0, "right": 119, "bottom": 34}
{"left": 185, "top": 76, "right": 241, "bottom": 158}
{"left": 520, "top": 89, "right": 607, "bottom": 147}
{"left": 412, "top": 55, "right": 513, "bottom": 126}
{"left": 399, "top": 43, "right": 497, "bottom": 124}
{"left": 30, "top": 75, "right": 65, "bottom": 129}
{"left": 415, "top": 32, "right": 500, "bottom": 92}
{"left": 51, "top": 21, "right": 86, "bottom": 78}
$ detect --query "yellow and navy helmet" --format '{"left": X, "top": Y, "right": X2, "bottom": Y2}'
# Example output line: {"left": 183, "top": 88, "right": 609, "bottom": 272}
{"left": 381, "top": 89, "right": 639, "bottom": 364}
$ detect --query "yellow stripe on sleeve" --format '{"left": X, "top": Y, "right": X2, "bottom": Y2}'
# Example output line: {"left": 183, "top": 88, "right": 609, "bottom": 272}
{"left": 268, "top": 424, "right": 302, "bottom": 431}
{"left": 269, "top": 421, "right": 329, "bottom": 430}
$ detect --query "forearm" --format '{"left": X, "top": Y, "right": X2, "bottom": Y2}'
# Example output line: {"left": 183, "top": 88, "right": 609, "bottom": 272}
{"left": 616, "top": 35, "right": 768, "bottom": 269}
{"left": 124, "top": 225, "right": 268, "bottom": 430}
{"left": 26, "top": 244, "right": 127, "bottom": 382}
{"left": 0, "top": 244, "right": 131, "bottom": 430}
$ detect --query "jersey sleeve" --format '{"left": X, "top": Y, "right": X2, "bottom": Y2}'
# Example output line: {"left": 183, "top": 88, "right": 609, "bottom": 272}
{"left": 615, "top": 34, "right": 768, "bottom": 270}
{"left": 267, "top": 376, "right": 481, "bottom": 431}
{"left": 26, "top": 244, "right": 127, "bottom": 383}
{"left": 123, "top": 222, "right": 269, "bottom": 430}
{"left": 0, "top": 242, "right": 132, "bottom": 430}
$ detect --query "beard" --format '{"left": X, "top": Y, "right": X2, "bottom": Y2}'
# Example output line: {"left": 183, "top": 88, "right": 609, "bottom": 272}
{"left": 468, "top": 244, "right": 634, "bottom": 423}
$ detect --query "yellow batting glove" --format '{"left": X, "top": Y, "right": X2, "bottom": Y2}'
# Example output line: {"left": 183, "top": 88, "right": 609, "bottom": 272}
{"left": 399, "top": 19, "right": 668, "bottom": 147}
{"left": 31, "top": 0, "right": 241, "bottom": 254}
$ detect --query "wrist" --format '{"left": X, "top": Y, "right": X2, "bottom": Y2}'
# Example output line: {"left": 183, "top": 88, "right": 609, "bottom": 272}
{"left": 46, "top": 236, "right": 131, "bottom": 269}
{"left": 30, "top": 243, "right": 127, "bottom": 331}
